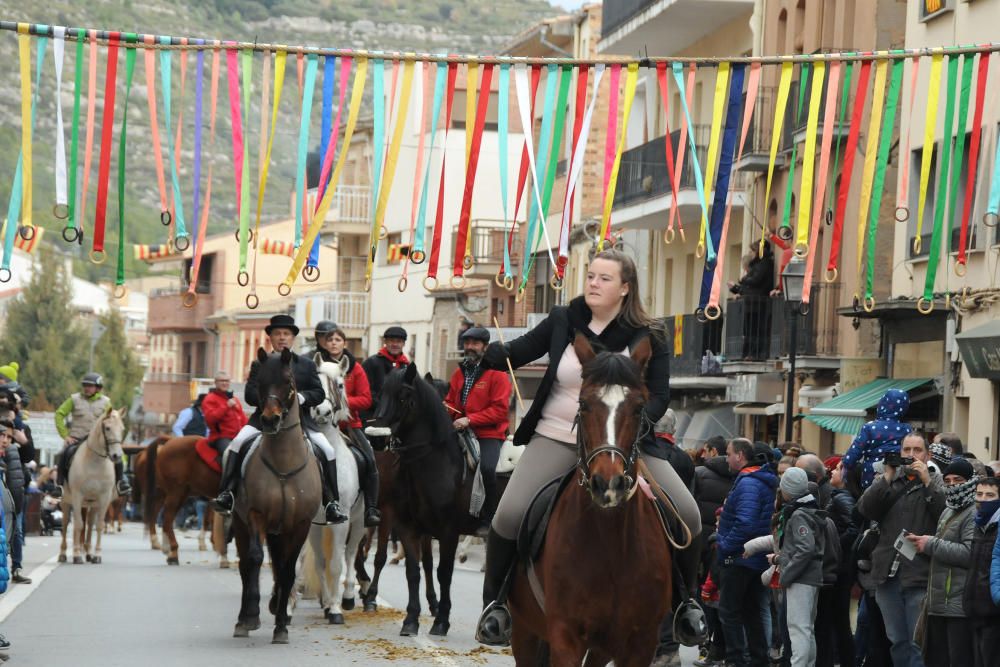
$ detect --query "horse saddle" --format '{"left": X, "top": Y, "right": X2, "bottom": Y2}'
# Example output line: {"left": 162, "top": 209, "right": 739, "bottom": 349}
{"left": 516, "top": 469, "right": 576, "bottom": 564}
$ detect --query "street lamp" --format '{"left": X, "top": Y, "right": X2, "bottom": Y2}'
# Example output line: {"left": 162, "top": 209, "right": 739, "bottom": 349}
{"left": 781, "top": 257, "right": 807, "bottom": 443}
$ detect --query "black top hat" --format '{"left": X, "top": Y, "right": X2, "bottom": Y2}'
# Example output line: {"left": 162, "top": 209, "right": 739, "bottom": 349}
{"left": 265, "top": 314, "right": 300, "bottom": 336}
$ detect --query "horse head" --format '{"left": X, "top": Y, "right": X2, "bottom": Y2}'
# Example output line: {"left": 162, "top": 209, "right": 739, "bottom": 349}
{"left": 574, "top": 333, "right": 652, "bottom": 509}
{"left": 313, "top": 353, "right": 351, "bottom": 425}
{"left": 369, "top": 362, "right": 451, "bottom": 447}
{"left": 256, "top": 347, "right": 298, "bottom": 435}
{"left": 91, "top": 405, "right": 126, "bottom": 463}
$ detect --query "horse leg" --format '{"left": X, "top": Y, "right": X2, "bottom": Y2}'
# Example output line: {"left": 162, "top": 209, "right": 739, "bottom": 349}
{"left": 421, "top": 536, "right": 439, "bottom": 618}
{"left": 327, "top": 524, "right": 349, "bottom": 625}
{"left": 198, "top": 503, "right": 209, "bottom": 551}
{"left": 547, "top": 622, "right": 589, "bottom": 667}
{"left": 511, "top": 626, "right": 544, "bottom": 667}
{"left": 343, "top": 520, "right": 366, "bottom": 612}
{"left": 58, "top": 500, "right": 68, "bottom": 563}
{"left": 72, "top": 506, "right": 85, "bottom": 564}
{"left": 160, "top": 492, "right": 183, "bottom": 565}
{"left": 233, "top": 519, "right": 262, "bottom": 637}
{"left": 429, "top": 534, "right": 458, "bottom": 636}
{"left": 364, "top": 520, "right": 391, "bottom": 612}
{"left": 92, "top": 502, "right": 104, "bottom": 564}
{"left": 354, "top": 531, "right": 372, "bottom": 601}
{"left": 399, "top": 531, "right": 423, "bottom": 637}
{"left": 148, "top": 496, "right": 164, "bottom": 551}
{"left": 212, "top": 512, "right": 230, "bottom": 569}
{"left": 268, "top": 523, "right": 310, "bottom": 644}
{"left": 583, "top": 650, "right": 612, "bottom": 667}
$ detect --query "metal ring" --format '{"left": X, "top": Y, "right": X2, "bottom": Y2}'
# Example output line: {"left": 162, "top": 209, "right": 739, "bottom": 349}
{"left": 450, "top": 275, "right": 468, "bottom": 290}
{"left": 825, "top": 267, "right": 838, "bottom": 283}
{"left": 181, "top": 291, "right": 198, "bottom": 308}
{"left": 912, "top": 236, "right": 922, "bottom": 255}
{"left": 0, "top": 269, "right": 11, "bottom": 283}
{"left": 549, "top": 275, "right": 564, "bottom": 291}
{"left": 955, "top": 261, "right": 967, "bottom": 278}
{"left": 89, "top": 248, "right": 106, "bottom": 265}
{"left": 704, "top": 304, "right": 722, "bottom": 321}
{"left": 825, "top": 209, "right": 833, "bottom": 226}
{"left": 895, "top": 206, "right": 910, "bottom": 223}
{"left": 695, "top": 307, "right": 708, "bottom": 324}
{"left": 799, "top": 300, "right": 811, "bottom": 316}
{"left": 61, "top": 226, "right": 81, "bottom": 243}
{"left": 695, "top": 242, "right": 706, "bottom": 259}
{"left": 245, "top": 293, "right": 260, "bottom": 310}
{"left": 777, "top": 225, "right": 793, "bottom": 241}
{"left": 277, "top": 282, "right": 292, "bottom": 297}
{"left": 852, "top": 294, "right": 861, "bottom": 313}
{"left": 160, "top": 210, "right": 172, "bottom": 226}
{"left": 397, "top": 275, "right": 408, "bottom": 292}
{"left": 53, "top": 204, "right": 69, "bottom": 220}
{"left": 793, "top": 242, "right": 809, "bottom": 259}
{"left": 378, "top": 226, "right": 388, "bottom": 240}
{"left": 422, "top": 275, "right": 439, "bottom": 291}
{"left": 237, "top": 271, "right": 250, "bottom": 287}
{"left": 174, "top": 235, "right": 190, "bottom": 251}
{"left": 863, "top": 296, "right": 876, "bottom": 313}
{"left": 462, "top": 255, "right": 474, "bottom": 271}
{"left": 235, "top": 228, "right": 255, "bottom": 243}
{"left": 112, "top": 284, "right": 128, "bottom": 300}
{"left": 302, "top": 265, "right": 320, "bottom": 283}
{"left": 916, "top": 297, "right": 934, "bottom": 315}
{"left": 410, "top": 249, "right": 426, "bottom": 265}
{"left": 679, "top": 227, "right": 686, "bottom": 243}
{"left": 663, "top": 227, "right": 675, "bottom": 244}
{"left": 503, "top": 275, "right": 515, "bottom": 291}
{"left": 983, "top": 212, "right": 1000, "bottom": 228}
{"left": 495, "top": 272, "right": 506, "bottom": 288}
{"left": 18, "top": 225, "right": 35, "bottom": 241}
{"left": 515, "top": 287, "right": 526, "bottom": 303}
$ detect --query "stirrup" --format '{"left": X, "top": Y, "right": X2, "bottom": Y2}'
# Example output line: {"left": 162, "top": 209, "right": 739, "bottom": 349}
{"left": 475, "top": 601, "right": 512, "bottom": 647}
{"left": 116, "top": 481, "right": 131, "bottom": 497}
{"left": 364, "top": 507, "right": 381, "bottom": 527}
{"left": 325, "top": 502, "right": 348, "bottom": 525}
{"left": 212, "top": 491, "right": 235, "bottom": 516}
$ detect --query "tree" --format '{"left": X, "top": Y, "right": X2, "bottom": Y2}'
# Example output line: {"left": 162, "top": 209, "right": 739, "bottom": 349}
{"left": 0, "top": 246, "right": 88, "bottom": 409}
{"left": 92, "top": 307, "right": 144, "bottom": 412}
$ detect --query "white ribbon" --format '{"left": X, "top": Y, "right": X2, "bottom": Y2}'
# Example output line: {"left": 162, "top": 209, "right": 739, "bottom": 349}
{"left": 53, "top": 26, "right": 67, "bottom": 209}
{"left": 514, "top": 64, "right": 556, "bottom": 268}
{"left": 559, "top": 63, "right": 606, "bottom": 259}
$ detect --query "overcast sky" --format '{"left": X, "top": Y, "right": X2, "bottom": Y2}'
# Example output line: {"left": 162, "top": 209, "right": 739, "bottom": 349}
{"left": 553, "top": 0, "right": 593, "bottom": 10}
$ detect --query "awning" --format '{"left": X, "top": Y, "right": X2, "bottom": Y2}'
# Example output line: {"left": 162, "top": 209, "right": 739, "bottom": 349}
{"left": 955, "top": 320, "right": 1000, "bottom": 380}
{"left": 733, "top": 402, "right": 785, "bottom": 416}
{"left": 805, "top": 377, "right": 937, "bottom": 435}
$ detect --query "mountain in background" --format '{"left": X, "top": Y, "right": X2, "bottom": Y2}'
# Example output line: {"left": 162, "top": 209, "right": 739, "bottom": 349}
{"left": 0, "top": 0, "right": 564, "bottom": 283}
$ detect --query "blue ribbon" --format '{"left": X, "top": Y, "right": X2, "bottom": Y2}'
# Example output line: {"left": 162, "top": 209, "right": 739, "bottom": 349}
{"left": 3, "top": 36, "right": 48, "bottom": 271}
{"left": 309, "top": 55, "right": 336, "bottom": 268}
{"left": 988, "top": 113, "right": 1000, "bottom": 218}
{"left": 519, "top": 64, "right": 559, "bottom": 287}
{"left": 498, "top": 64, "right": 512, "bottom": 279}
{"left": 413, "top": 62, "right": 448, "bottom": 256}
{"left": 192, "top": 45, "right": 204, "bottom": 252}
{"left": 294, "top": 54, "right": 319, "bottom": 250}
{"left": 672, "top": 63, "right": 710, "bottom": 259}
{"left": 160, "top": 38, "right": 188, "bottom": 242}
{"left": 700, "top": 64, "right": 745, "bottom": 309}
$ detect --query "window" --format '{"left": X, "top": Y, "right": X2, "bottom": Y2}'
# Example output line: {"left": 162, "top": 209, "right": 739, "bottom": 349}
{"left": 533, "top": 255, "right": 556, "bottom": 314}
{"left": 383, "top": 232, "right": 411, "bottom": 265}
{"left": 184, "top": 253, "right": 214, "bottom": 294}
{"left": 920, "top": 0, "right": 953, "bottom": 21}
{"left": 907, "top": 133, "right": 977, "bottom": 258}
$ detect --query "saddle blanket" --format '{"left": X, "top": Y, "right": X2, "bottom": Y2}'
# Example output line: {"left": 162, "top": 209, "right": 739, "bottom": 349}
{"left": 195, "top": 438, "right": 222, "bottom": 473}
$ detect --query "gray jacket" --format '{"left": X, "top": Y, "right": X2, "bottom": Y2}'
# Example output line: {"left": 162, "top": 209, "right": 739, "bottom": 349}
{"left": 1, "top": 445, "right": 24, "bottom": 515}
{"left": 924, "top": 504, "right": 975, "bottom": 617}
{"left": 857, "top": 470, "right": 945, "bottom": 589}
{"left": 777, "top": 496, "right": 826, "bottom": 587}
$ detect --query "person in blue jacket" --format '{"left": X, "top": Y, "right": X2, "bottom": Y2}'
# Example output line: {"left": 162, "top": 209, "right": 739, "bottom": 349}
{"left": 0, "top": 478, "right": 9, "bottom": 650}
{"left": 716, "top": 437, "right": 778, "bottom": 667}
{"left": 842, "top": 388, "right": 912, "bottom": 491}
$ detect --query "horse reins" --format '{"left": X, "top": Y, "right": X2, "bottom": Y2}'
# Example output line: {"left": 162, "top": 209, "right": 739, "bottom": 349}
{"left": 257, "top": 396, "right": 314, "bottom": 527}
{"left": 87, "top": 420, "right": 120, "bottom": 459}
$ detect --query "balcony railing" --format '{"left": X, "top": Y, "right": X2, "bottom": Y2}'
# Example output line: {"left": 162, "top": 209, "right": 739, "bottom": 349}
{"left": 452, "top": 219, "right": 522, "bottom": 279}
{"left": 148, "top": 289, "right": 218, "bottom": 332}
{"left": 329, "top": 184, "right": 370, "bottom": 225}
{"left": 663, "top": 313, "right": 725, "bottom": 377}
{"left": 602, "top": 0, "right": 655, "bottom": 38}
{"left": 613, "top": 125, "right": 713, "bottom": 209}
{"left": 295, "top": 291, "right": 369, "bottom": 331}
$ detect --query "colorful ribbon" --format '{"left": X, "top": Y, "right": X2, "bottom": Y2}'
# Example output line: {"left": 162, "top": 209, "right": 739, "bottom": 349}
{"left": 79, "top": 31, "right": 98, "bottom": 238}
{"left": 779, "top": 64, "right": 812, "bottom": 242}
{"left": 412, "top": 61, "right": 448, "bottom": 264}
{"left": 453, "top": 63, "right": 495, "bottom": 282}
{"left": 914, "top": 53, "right": 945, "bottom": 255}
{"left": 598, "top": 62, "right": 639, "bottom": 249}
{"left": 369, "top": 59, "right": 386, "bottom": 248}
{"left": 311, "top": 54, "right": 337, "bottom": 270}
{"left": 52, "top": 27, "right": 68, "bottom": 217}
{"left": 315, "top": 56, "right": 352, "bottom": 211}
{"left": 895, "top": 57, "right": 920, "bottom": 221}
{"left": 670, "top": 64, "right": 697, "bottom": 241}
{"left": 143, "top": 35, "right": 169, "bottom": 228}
{"left": 559, "top": 63, "right": 589, "bottom": 260}
{"left": 601, "top": 64, "right": 621, "bottom": 231}
{"left": 672, "top": 62, "right": 711, "bottom": 255}
{"left": 506, "top": 65, "right": 542, "bottom": 283}
{"left": 91, "top": 32, "right": 121, "bottom": 261}
{"left": 191, "top": 46, "right": 205, "bottom": 249}
{"left": 794, "top": 61, "right": 826, "bottom": 257}
{"left": 187, "top": 47, "right": 221, "bottom": 301}
{"left": 161, "top": 43, "right": 189, "bottom": 249}
{"left": 426, "top": 63, "right": 459, "bottom": 287}
{"left": 854, "top": 59, "right": 889, "bottom": 292}
{"left": 497, "top": 63, "right": 512, "bottom": 283}
{"left": 64, "top": 29, "right": 85, "bottom": 240}
{"left": 655, "top": 62, "right": 683, "bottom": 242}
{"left": 294, "top": 54, "right": 319, "bottom": 250}
{"left": 923, "top": 55, "right": 960, "bottom": 302}
{"left": 959, "top": 52, "right": 990, "bottom": 267}
{"left": 760, "top": 62, "right": 793, "bottom": 257}
{"left": 400, "top": 61, "right": 431, "bottom": 286}
{"left": 171, "top": 42, "right": 190, "bottom": 245}
{"left": 114, "top": 38, "right": 138, "bottom": 292}
{"left": 943, "top": 53, "right": 975, "bottom": 261}
{"left": 698, "top": 62, "right": 732, "bottom": 261}
{"left": 824, "top": 60, "right": 852, "bottom": 222}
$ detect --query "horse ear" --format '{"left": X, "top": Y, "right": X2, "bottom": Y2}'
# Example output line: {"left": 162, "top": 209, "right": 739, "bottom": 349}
{"left": 280, "top": 347, "right": 293, "bottom": 364}
{"left": 573, "top": 333, "right": 596, "bottom": 366}
{"left": 339, "top": 355, "right": 350, "bottom": 374}
{"left": 403, "top": 362, "right": 418, "bottom": 385}
{"left": 104, "top": 404, "right": 113, "bottom": 416}
{"left": 257, "top": 347, "right": 268, "bottom": 364}
{"left": 423, "top": 372, "right": 435, "bottom": 384}
{"left": 313, "top": 351, "right": 324, "bottom": 367}
{"left": 631, "top": 336, "right": 653, "bottom": 378}
{"left": 117, "top": 407, "right": 127, "bottom": 419}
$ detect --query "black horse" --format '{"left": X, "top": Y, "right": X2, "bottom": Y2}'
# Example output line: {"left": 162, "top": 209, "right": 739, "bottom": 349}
{"left": 368, "top": 362, "right": 480, "bottom": 637}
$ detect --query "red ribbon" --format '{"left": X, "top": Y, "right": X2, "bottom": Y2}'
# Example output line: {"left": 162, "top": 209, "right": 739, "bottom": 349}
{"left": 655, "top": 63, "right": 682, "bottom": 237}
{"left": 959, "top": 51, "right": 991, "bottom": 266}
{"left": 826, "top": 58, "right": 872, "bottom": 275}
{"left": 453, "top": 63, "right": 496, "bottom": 278}
{"left": 426, "top": 63, "right": 459, "bottom": 282}
{"left": 92, "top": 32, "right": 121, "bottom": 255}
{"left": 557, "top": 64, "right": 590, "bottom": 277}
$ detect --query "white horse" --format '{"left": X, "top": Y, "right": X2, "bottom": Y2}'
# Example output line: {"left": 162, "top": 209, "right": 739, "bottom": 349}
{"left": 59, "top": 406, "right": 126, "bottom": 565}
{"left": 293, "top": 355, "right": 366, "bottom": 624}
{"left": 457, "top": 437, "right": 525, "bottom": 566}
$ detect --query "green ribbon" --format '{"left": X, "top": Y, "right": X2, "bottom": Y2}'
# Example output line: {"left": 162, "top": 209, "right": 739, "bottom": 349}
{"left": 66, "top": 29, "right": 85, "bottom": 235}
{"left": 115, "top": 37, "right": 137, "bottom": 287}
{"left": 826, "top": 59, "right": 853, "bottom": 220}
{"left": 924, "top": 55, "right": 960, "bottom": 301}
{"left": 781, "top": 63, "right": 811, "bottom": 235}
{"left": 237, "top": 49, "right": 253, "bottom": 272}
{"left": 160, "top": 41, "right": 188, "bottom": 243}
{"left": 864, "top": 57, "right": 904, "bottom": 300}
{"left": 944, "top": 52, "right": 975, "bottom": 259}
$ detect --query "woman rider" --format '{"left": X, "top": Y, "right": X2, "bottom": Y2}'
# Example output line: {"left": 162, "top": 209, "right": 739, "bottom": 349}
{"left": 476, "top": 248, "right": 703, "bottom": 646}
{"left": 312, "top": 321, "right": 381, "bottom": 527}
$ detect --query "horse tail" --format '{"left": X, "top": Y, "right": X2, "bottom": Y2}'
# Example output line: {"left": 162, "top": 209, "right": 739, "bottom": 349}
{"left": 144, "top": 436, "right": 166, "bottom": 531}
{"left": 300, "top": 535, "right": 323, "bottom": 600}
{"left": 212, "top": 511, "right": 226, "bottom": 557}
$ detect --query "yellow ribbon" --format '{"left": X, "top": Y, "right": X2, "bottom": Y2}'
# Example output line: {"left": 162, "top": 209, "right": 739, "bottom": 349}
{"left": 283, "top": 57, "right": 369, "bottom": 289}
{"left": 915, "top": 52, "right": 944, "bottom": 255}
{"left": 255, "top": 51, "right": 286, "bottom": 236}
{"left": 598, "top": 62, "right": 639, "bottom": 248}
{"left": 855, "top": 58, "right": 888, "bottom": 284}
{"left": 365, "top": 60, "right": 415, "bottom": 285}
{"left": 795, "top": 61, "right": 826, "bottom": 256}
{"left": 759, "top": 62, "right": 793, "bottom": 257}
{"left": 700, "top": 62, "right": 731, "bottom": 253}
{"left": 465, "top": 60, "right": 478, "bottom": 167}
{"left": 18, "top": 33, "right": 32, "bottom": 230}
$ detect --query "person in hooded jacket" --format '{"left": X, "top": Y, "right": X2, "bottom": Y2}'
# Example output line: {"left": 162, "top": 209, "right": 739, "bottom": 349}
{"left": 964, "top": 477, "right": 1000, "bottom": 667}
{"left": 842, "top": 388, "right": 913, "bottom": 492}
{"left": 904, "top": 457, "right": 976, "bottom": 667}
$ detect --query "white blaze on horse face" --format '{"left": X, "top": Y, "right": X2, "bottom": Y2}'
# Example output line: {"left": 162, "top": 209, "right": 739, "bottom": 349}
{"left": 599, "top": 385, "right": 628, "bottom": 449}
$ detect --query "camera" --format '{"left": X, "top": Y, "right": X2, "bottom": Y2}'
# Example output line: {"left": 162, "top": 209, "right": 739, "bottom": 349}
{"left": 883, "top": 451, "right": 914, "bottom": 468}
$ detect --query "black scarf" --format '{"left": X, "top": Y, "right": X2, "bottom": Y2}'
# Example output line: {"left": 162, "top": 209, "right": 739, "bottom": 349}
{"left": 566, "top": 296, "right": 637, "bottom": 354}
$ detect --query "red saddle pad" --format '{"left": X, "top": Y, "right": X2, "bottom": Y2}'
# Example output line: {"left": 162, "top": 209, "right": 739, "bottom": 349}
{"left": 195, "top": 438, "right": 222, "bottom": 473}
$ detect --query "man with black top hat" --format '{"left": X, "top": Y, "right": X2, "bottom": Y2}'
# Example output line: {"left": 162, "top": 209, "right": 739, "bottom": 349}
{"left": 212, "top": 314, "right": 348, "bottom": 525}
{"left": 444, "top": 327, "right": 511, "bottom": 537}
{"left": 361, "top": 325, "right": 410, "bottom": 426}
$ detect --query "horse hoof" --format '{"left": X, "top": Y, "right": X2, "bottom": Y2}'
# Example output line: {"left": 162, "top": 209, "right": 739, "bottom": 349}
{"left": 400, "top": 620, "right": 419, "bottom": 637}
{"left": 92, "top": 556, "right": 102, "bottom": 564}
{"left": 85, "top": 555, "right": 93, "bottom": 563}
{"left": 73, "top": 556, "right": 83, "bottom": 564}
{"left": 219, "top": 560, "right": 230, "bottom": 569}
{"left": 458, "top": 554, "right": 468, "bottom": 563}
{"left": 198, "top": 544, "right": 207, "bottom": 552}
{"left": 233, "top": 624, "right": 249, "bottom": 638}
{"left": 328, "top": 613, "right": 344, "bottom": 625}
{"left": 364, "top": 601, "right": 378, "bottom": 613}
{"left": 341, "top": 597, "right": 355, "bottom": 611}
{"left": 272, "top": 628, "right": 289, "bottom": 644}
{"left": 429, "top": 620, "right": 450, "bottom": 636}
{"left": 58, "top": 554, "right": 67, "bottom": 563}
{"left": 167, "top": 557, "right": 179, "bottom": 566}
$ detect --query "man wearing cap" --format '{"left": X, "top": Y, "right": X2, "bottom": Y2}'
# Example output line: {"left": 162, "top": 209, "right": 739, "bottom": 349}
{"left": 201, "top": 371, "right": 248, "bottom": 458}
{"left": 212, "top": 314, "right": 348, "bottom": 525}
{"left": 53, "top": 372, "right": 129, "bottom": 497}
{"left": 362, "top": 326, "right": 410, "bottom": 426}
{"left": 444, "top": 327, "right": 511, "bottom": 537}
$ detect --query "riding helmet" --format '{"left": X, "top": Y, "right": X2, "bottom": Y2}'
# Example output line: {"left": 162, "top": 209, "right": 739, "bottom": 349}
{"left": 672, "top": 598, "right": 709, "bottom": 646}
{"left": 460, "top": 327, "right": 490, "bottom": 344}
{"left": 81, "top": 372, "right": 103, "bottom": 387}
{"left": 314, "top": 320, "right": 339, "bottom": 337}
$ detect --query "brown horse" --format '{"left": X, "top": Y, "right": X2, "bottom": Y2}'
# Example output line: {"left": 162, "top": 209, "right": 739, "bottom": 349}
{"left": 144, "top": 434, "right": 228, "bottom": 566}
{"left": 104, "top": 496, "right": 123, "bottom": 534}
{"left": 232, "top": 348, "right": 322, "bottom": 644}
{"left": 508, "top": 335, "right": 672, "bottom": 665}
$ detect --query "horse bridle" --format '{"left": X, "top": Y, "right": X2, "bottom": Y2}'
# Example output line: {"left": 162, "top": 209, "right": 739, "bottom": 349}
{"left": 88, "top": 420, "right": 121, "bottom": 459}
{"left": 573, "top": 401, "right": 651, "bottom": 498}
{"left": 314, "top": 373, "right": 346, "bottom": 426}
{"left": 261, "top": 391, "right": 300, "bottom": 435}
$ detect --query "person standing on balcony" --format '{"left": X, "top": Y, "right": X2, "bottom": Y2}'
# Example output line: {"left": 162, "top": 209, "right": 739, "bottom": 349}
{"left": 361, "top": 326, "right": 410, "bottom": 426}
{"left": 728, "top": 241, "right": 774, "bottom": 360}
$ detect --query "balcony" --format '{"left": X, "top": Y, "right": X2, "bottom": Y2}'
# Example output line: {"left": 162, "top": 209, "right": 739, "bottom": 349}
{"left": 148, "top": 288, "right": 218, "bottom": 332}
{"left": 613, "top": 125, "right": 710, "bottom": 210}
{"left": 294, "top": 291, "right": 369, "bottom": 333}
{"left": 663, "top": 313, "right": 725, "bottom": 378}
{"left": 600, "top": 0, "right": 754, "bottom": 55}
{"left": 142, "top": 373, "right": 195, "bottom": 417}
{"left": 452, "top": 219, "right": 522, "bottom": 281}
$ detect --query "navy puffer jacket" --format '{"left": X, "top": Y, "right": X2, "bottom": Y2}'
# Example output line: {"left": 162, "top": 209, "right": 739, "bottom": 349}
{"left": 716, "top": 465, "right": 779, "bottom": 571}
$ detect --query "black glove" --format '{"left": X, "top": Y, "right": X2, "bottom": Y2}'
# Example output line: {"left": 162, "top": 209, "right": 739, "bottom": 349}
{"left": 483, "top": 342, "right": 510, "bottom": 370}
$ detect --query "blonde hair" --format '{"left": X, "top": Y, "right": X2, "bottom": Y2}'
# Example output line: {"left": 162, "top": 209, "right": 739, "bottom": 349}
{"left": 590, "top": 249, "right": 663, "bottom": 335}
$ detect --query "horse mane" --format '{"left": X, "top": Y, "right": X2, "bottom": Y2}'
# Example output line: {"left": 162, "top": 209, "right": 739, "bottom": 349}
{"left": 383, "top": 368, "right": 453, "bottom": 445}
{"left": 581, "top": 351, "right": 643, "bottom": 390}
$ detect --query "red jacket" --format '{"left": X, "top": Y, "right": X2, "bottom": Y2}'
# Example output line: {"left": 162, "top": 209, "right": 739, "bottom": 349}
{"left": 444, "top": 365, "right": 512, "bottom": 441}
{"left": 341, "top": 356, "right": 372, "bottom": 430}
{"left": 201, "top": 388, "right": 248, "bottom": 441}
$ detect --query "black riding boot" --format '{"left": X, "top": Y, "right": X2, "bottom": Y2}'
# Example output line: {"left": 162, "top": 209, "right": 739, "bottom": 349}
{"left": 320, "top": 456, "right": 348, "bottom": 525}
{"left": 352, "top": 430, "right": 381, "bottom": 527}
{"left": 212, "top": 448, "right": 242, "bottom": 515}
{"left": 114, "top": 460, "right": 131, "bottom": 497}
{"left": 53, "top": 443, "right": 80, "bottom": 498}
{"left": 476, "top": 528, "right": 517, "bottom": 647}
